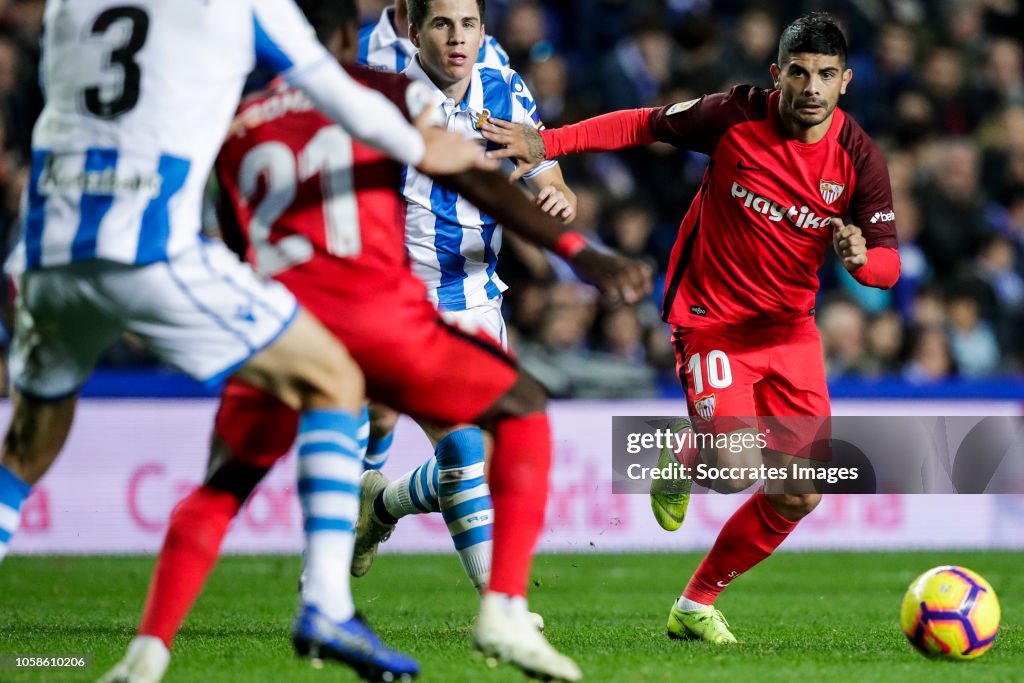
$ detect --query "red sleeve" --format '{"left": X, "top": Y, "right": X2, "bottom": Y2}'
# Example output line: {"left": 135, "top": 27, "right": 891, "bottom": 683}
{"left": 540, "top": 108, "right": 657, "bottom": 158}
{"left": 344, "top": 63, "right": 416, "bottom": 119}
{"left": 840, "top": 119, "right": 898, "bottom": 250}
{"left": 647, "top": 85, "right": 769, "bottom": 155}
{"left": 850, "top": 247, "right": 900, "bottom": 289}
{"left": 539, "top": 85, "right": 769, "bottom": 159}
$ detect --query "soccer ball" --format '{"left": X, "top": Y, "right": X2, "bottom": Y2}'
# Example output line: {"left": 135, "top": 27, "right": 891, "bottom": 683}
{"left": 900, "top": 565, "right": 1000, "bottom": 660}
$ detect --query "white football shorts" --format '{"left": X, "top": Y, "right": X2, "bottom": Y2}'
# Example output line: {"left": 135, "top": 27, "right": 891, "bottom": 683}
{"left": 439, "top": 296, "right": 508, "bottom": 351}
{"left": 9, "top": 239, "right": 298, "bottom": 399}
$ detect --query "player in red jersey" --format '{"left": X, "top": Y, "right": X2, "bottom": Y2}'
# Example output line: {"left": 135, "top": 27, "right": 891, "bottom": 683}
{"left": 101, "top": 2, "right": 648, "bottom": 682}
{"left": 481, "top": 13, "right": 900, "bottom": 643}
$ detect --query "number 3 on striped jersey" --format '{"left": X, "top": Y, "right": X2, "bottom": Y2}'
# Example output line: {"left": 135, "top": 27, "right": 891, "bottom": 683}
{"left": 686, "top": 350, "right": 732, "bottom": 395}
{"left": 238, "top": 126, "right": 361, "bottom": 277}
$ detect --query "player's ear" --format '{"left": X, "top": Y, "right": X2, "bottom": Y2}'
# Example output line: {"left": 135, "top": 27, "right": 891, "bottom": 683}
{"left": 769, "top": 63, "right": 781, "bottom": 89}
{"left": 410, "top": 23, "right": 420, "bottom": 48}
{"left": 839, "top": 68, "right": 853, "bottom": 95}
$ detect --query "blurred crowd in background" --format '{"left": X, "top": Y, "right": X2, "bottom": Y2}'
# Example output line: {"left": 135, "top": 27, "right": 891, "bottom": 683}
{"left": 0, "top": 0, "right": 1022, "bottom": 397}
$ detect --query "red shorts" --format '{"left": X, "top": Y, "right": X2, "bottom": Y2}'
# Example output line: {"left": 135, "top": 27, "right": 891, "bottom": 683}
{"left": 671, "top": 317, "right": 830, "bottom": 456}
{"left": 214, "top": 258, "right": 519, "bottom": 469}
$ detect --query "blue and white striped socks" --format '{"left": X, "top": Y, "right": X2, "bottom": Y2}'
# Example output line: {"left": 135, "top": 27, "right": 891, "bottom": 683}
{"left": 364, "top": 431, "right": 394, "bottom": 471}
{"left": 382, "top": 457, "right": 439, "bottom": 515}
{"left": 0, "top": 464, "right": 30, "bottom": 564}
{"left": 356, "top": 405, "right": 371, "bottom": 463}
{"left": 296, "top": 409, "right": 362, "bottom": 622}
{"left": 435, "top": 428, "right": 493, "bottom": 592}
{"left": 356, "top": 405, "right": 393, "bottom": 472}
{"left": 378, "top": 428, "right": 493, "bottom": 591}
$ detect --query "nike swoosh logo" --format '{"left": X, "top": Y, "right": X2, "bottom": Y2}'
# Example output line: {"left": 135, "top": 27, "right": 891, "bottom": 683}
{"left": 716, "top": 580, "right": 730, "bottom": 587}
{"left": 736, "top": 160, "right": 768, "bottom": 172}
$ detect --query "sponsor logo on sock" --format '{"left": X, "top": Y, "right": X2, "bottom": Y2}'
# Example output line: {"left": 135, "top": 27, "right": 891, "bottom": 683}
{"left": 716, "top": 570, "right": 739, "bottom": 587}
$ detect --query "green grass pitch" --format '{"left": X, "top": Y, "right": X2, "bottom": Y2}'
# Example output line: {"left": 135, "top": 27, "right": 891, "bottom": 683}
{"left": 0, "top": 551, "right": 1020, "bottom": 682}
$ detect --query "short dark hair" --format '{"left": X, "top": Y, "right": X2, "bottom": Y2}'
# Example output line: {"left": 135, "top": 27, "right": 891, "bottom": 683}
{"left": 777, "top": 12, "right": 847, "bottom": 66}
{"left": 295, "top": 0, "right": 360, "bottom": 46}
{"left": 408, "top": 0, "right": 486, "bottom": 29}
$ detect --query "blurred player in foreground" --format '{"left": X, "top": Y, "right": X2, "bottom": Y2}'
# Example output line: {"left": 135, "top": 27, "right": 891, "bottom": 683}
{"left": 0, "top": 0, "right": 488, "bottom": 678}
{"left": 101, "top": 1, "right": 650, "bottom": 681}
{"left": 351, "top": 0, "right": 577, "bottom": 603}
{"left": 481, "top": 13, "right": 899, "bottom": 644}
{"left": 351, "top": 0, "right": 514, "bottom": 490}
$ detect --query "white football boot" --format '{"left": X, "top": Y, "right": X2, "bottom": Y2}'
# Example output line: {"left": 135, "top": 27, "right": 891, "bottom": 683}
{"left": 351, "top": 470, "right": 395, "bottom": 577}
{"left": 97, "top": 636, "right": 169, "bottom": 683}
{"left": 472, "top": 592, "right": 581, "bottom": 681}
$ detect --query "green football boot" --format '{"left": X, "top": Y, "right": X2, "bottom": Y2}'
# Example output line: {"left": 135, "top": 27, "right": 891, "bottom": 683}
{"left": 649, "top": 418, "right": 694, "bottom": 531}
{"left": 666, "top": 602, "right": 738, "bottom": 644}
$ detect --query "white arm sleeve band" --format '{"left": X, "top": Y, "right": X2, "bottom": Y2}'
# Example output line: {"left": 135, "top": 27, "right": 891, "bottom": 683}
{"left": 252, "top": 0, "right": 425, "bottom": 167}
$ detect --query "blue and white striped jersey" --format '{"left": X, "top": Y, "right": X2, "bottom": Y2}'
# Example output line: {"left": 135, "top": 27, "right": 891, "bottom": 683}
{"left": 358, "top": 7, "right": 510, "bottom": 73}
{"left": 16, "top": 0, "right": 423, "bottom": 272}
{"left": 402, "top": 58, "right": 557, "bottom": 311}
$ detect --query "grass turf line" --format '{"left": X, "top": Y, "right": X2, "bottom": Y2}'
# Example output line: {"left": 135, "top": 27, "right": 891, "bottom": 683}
{"left": 0, "top": 552, "right": 1020, "bottom": 682}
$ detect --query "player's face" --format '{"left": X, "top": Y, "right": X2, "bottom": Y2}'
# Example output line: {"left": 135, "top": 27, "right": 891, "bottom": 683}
{"left": 770, "top": 54, "right": 852, "bottom": 130}
{"left": 411, "top": 0, "right": 484, "bottom": 92}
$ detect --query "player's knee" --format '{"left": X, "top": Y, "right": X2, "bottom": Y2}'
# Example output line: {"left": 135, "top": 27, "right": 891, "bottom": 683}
{"left": 476, "top": 371, "right": 548, "bottom": 428}
{"left": 204, "top": 437, "right": 272, "bottom": 505}
{"left": 766, "top": 492, "right": 822, "bottom": 520}
{"left": 499, "top": 372, "right": 548, "bottom": 416}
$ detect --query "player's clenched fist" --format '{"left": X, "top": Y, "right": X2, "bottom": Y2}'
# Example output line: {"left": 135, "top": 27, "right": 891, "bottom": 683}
{"left": 830, "top": 217, "right": 867, "bottom": 272}
{"left": 570, "top": 248, "right": 653, "bottom": 305}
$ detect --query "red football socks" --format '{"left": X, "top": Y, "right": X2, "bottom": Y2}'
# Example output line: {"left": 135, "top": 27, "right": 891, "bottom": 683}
{"left": 486, "top": 412, "right": 552, "bottom": 597}
{"left": 138, "top": 486, "right": 241, "bottom": 648}
{"left": 682, "top": 488, "right": 799, "bottom": 605}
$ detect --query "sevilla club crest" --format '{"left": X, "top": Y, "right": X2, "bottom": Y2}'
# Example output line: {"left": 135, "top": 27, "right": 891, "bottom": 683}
{"left": 819, "top": 179, "right": 845, "bottom": 205}
{"left": 694, "top": 394, "right": 716, "bottom": 420}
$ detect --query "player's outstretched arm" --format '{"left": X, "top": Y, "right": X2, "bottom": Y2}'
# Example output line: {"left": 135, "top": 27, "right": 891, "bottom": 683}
{"left": 480, "top": 108, "right": 658, "bottom": 179}
{"left": 436, "top": 169, "right": 652, "bottom": 304}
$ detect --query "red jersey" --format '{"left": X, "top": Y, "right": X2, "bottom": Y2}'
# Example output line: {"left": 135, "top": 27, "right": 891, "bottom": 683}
{"left": 649, "top": 86, "right": 897, "bottom": 328}
{"left": 216, "top": 66, "right": 430, "bottom": 302}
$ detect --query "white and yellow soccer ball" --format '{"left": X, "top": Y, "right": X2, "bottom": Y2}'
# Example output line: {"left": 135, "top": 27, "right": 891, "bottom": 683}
{"left": 900, "top": 565, "right": 1000, "bottom": 660}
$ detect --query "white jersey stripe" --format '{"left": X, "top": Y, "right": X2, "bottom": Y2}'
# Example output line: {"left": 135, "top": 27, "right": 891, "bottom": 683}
{"left": 71, "top": 148, "right": 119, "bottom": 261}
